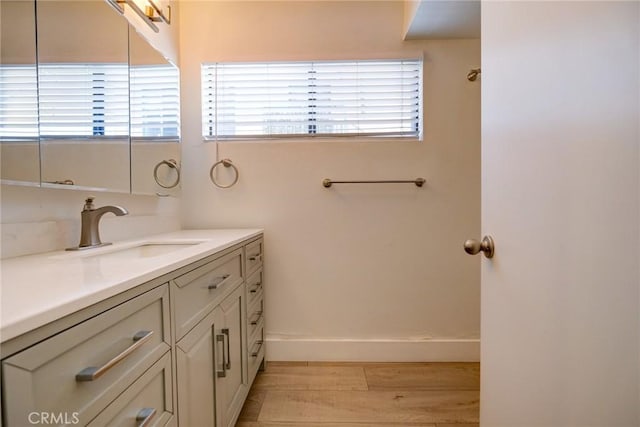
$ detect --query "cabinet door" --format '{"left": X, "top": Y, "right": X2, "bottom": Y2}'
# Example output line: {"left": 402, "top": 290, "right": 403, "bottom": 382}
{"left": 176, "top": 307, "right": 224, "bottom": 427}
{"left": 217, "top": 284, "right": 248, "bottom": 427}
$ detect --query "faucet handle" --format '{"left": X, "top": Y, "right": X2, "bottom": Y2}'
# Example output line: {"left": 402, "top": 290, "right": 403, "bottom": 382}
{"left": 83, "top": 196, "right": 95, "bottom": 211}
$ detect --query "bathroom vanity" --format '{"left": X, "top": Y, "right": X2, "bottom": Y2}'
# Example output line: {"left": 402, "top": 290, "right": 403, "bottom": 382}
{"left": 0, "top": 229, "right": 264, "bottom": 427}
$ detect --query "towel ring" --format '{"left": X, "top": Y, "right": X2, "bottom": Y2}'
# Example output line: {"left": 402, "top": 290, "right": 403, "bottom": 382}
{"left": 210, "top": 158, "right": 239, "bottom": 188}
{"left": 153, "top": 159, "right": 181, "bottom": 189}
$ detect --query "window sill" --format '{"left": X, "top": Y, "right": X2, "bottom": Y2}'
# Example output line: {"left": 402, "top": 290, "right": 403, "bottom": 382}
{"left": 202, "top": 135, "right": 423, "bottom": 144}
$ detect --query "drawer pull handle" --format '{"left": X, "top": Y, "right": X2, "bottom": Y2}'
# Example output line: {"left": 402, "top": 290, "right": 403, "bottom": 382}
{"left": 76, "top": 330, "right": 154, "bottom": 382}
{"left": 136, "top": 407, "right": 157, "bottom": 427}
{"left": 250, "top": 311, "right": 263, "bottom": 325}
{"left": 249, "top": 254, "right": 262, "bottom": 262}
{"left": 208, "top": 274, "right": 230, "bottom": 290}
{"left": 222, "top": 327, "right": 231, "bottom": 370}
{"left": 216, "top": 333, "right": 226, "bottom": 378}
{"left": 249, "top": 282, "right": 262, "bottom": 293}
{"left": 251, "top": 340, "right": 264, "bottom": 358}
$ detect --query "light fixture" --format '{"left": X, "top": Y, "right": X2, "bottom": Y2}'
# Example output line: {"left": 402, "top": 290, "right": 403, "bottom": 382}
{"left": 145, "top": 0, "right": 171, "bottom": 25}
{"left": 105, "top": 0, "right": 171, "bottom": 33}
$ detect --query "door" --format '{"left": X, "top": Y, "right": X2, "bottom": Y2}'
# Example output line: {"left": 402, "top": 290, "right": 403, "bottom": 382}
{"left": 481, "top": 2, "right": 639, "bottom": 426}
{"left": 216, "top": 284, "right": 248, "bottom": 427}
{"left": 176, "top": 306, "right": 224, "bottom": 427}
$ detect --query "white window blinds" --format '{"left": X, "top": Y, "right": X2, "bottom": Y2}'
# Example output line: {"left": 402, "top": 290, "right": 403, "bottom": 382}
{"left": 0, "top": 65, "right": 39, "bottom": 139}
{"left": 38, "top": 63, "right": 129, "bottom": 137}
{"left": 0, "top": 63, "right": 180, "bottom": 139}
{"left": 202, "top": 59, "right": 421, "bottom": 139}
{"left": 130, "top": 65, "right": 180, "bottom": 138}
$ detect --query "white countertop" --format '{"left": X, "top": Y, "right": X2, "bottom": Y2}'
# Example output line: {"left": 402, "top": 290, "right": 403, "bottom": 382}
{"left": 0, "top": 229, "right": 263, "bottom": 342}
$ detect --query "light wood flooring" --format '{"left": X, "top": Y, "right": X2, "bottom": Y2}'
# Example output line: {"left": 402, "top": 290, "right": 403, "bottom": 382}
{"left": 236, "top": 362, "right": 480, "bottom": 427}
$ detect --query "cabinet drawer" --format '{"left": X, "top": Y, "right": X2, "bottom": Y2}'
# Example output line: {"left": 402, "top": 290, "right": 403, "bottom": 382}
{"left": 245, "top": 239, "right": 263, "bottom": 275}
{"left": 248, "top": 325, "right": 264, "bottom": 383}
{"left": 2, "top": 285, "right": 170, "bottom": 427}
{"left": 172, "top": 248, "right": 243, "bottom": 340}
{"left": 88, "top": 352, "right": 174, "bottom": 427}
{"left": 246, "top": 269, "right": 263, "bottom": 307}
{"left": 247, "top": 297, "right": 264, "bottom": 339}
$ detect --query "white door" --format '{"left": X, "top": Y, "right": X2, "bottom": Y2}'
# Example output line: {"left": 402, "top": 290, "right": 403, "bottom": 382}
{"left": 480, "top": 2, "right": 639, "bottom": 426}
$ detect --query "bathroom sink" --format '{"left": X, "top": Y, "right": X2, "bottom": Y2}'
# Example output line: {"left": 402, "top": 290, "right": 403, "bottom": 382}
{"left": 56, "top": 240, "right": 207, "bottom": 261}
{"left": 87, "top": 243, "right": 200, "bottom": 260}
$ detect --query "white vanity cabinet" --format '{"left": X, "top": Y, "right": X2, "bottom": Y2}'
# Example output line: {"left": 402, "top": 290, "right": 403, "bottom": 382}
{"left": 2, "top": 285, "right": 172, "bottom": 427}
{"left": 0, "top": 232, "right": 265, "bottom": 427}
{"left": 174, "top": 258, "right": 249, "bottom": 427}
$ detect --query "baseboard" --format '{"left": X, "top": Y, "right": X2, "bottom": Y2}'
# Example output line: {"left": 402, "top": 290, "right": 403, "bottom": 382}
{"left": 265, "top": 337, "right": 480, "bottom": 362}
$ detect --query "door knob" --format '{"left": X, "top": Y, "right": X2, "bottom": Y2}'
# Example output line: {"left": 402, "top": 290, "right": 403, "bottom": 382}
{"left": 464, "top": 235, "right": 495, "bottom": 259}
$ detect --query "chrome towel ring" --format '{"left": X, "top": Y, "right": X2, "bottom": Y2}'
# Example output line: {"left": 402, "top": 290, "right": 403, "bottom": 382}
{"left": 210, "top": 158, "right": 239, "bottom": 188}
{"left": 153, "top": 159, "right": 181, "bottom": 189}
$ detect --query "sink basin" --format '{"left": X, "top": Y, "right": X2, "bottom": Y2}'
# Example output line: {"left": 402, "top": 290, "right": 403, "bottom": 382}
{"left": 87, "top": 243, "right": 199, "bottom": 260}
{"left": 55, "top": 240, "right": 207, "bottom": 261}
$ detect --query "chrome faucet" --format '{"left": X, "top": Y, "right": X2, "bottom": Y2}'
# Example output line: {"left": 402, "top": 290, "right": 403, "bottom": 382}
{"left": 67, "top": 197, "right": 129, "bottom": 250}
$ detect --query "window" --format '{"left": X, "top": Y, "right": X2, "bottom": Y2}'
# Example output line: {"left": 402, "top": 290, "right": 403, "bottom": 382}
{"left": 130, "top": 64, "right": 180, "bottom": 139}
{"left": 0, "top": 65, "right": 39, "bottom": 139}
{"left": 0, "top": 63, "right": 179, "bottom": 139}
{"left": 201, "top": 59, "right": 421, "bottom": 140}
{"left": 38, "top": 63, "right": 129, "bottom": 137}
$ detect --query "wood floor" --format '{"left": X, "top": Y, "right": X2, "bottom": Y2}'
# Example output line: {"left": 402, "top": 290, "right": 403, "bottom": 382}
{"left": 236, "top": 362, "right": 480, "bottom": 427}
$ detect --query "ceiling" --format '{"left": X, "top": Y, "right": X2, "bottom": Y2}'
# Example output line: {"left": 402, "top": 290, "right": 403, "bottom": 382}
{"left": 404, "top": 0, "right": 480, "bottom": 39}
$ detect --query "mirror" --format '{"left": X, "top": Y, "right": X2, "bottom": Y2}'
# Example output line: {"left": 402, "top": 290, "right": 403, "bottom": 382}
{"left": 129, "top": 27, "right": 181, "bottom": 196}
{"left": 1, "top": 0, "right": 180, "bottom": 195}
{"left": 37, "top": 0, "right": 131, "bottom": 192}
{"left": 0, "top": 0, "right": 40, "bottom": 186}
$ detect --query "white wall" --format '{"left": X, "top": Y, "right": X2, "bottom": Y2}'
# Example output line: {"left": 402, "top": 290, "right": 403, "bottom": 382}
{"left": 403, "top": 0, "right": 421, "bottom": 38}
{"left": 40, "top": 140, "right": 130, "bottom": 193}
{"left": 179, "top": 1, "right": 480, "bottom": 361}
{"left": 481, "top": 1, "right": 640, "bottom": 424}
{"left": 1, "top": 143, "right": 40, "bottom": 185}
{"left": 37, "top": 1, "right": 128, "bottom": 63}
{"left": 1, "top": 0, "right": 36, "bottom": 64}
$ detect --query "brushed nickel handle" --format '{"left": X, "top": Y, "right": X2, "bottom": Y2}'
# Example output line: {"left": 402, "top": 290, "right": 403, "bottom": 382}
{"left": 208, "top": 274, "right": 230, "bottom": 290}
{"left": 250, "top": 311, "right": 263, "bottom": 326}
{"left": 44, "top": 179, "right": 75, "bottom": 186}
{"left": 222, "top": 328, "right": 231, "bottom": 370}
{"left": 322, "top": 178, "right": 426, "bottom": 188}
{"left": 251, "top": 340, "right": 264, "bottom": 358}
{"left": 464, "top": 235, "right": 495, "bottom": 259}
{"left": 216, "top": 333, "right": 226, "bottom": 378}
{"left": 136, "top": 408, "right": 157, "bottom": 427}
{"left": 249, "top": 282, "right": 262, "bottom": 293}
{"left": 249, "top": 254, "right": 262, "bottom": 262}
{"left": 76, "top": 330, "right": 153, "bottom": 381}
